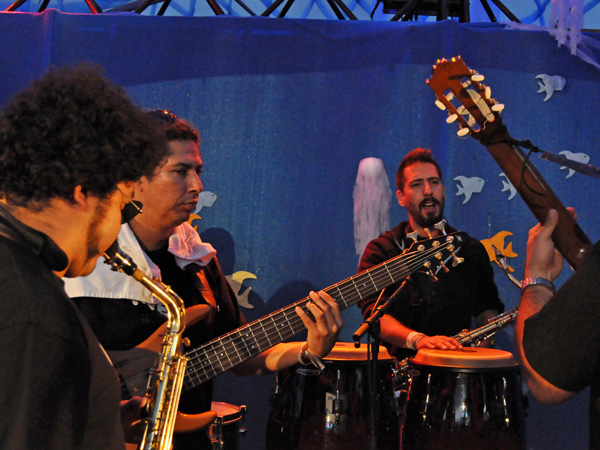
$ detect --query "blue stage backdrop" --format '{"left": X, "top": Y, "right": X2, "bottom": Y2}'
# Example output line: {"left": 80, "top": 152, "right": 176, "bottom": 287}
{"left": 2, "top": 10, "right": 599, "bottom": 449}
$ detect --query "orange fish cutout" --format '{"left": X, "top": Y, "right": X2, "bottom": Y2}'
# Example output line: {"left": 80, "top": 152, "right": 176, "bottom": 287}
{"left": 187, "top": 213, "right": 202, "bottom": 231}
{"left": 481, "top": 231, "right": 518, "bottom": 272}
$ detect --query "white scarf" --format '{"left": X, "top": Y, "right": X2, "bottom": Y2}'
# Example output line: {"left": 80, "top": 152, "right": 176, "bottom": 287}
{"left": 63, "top": 222, "right": 216, "bottom": 305}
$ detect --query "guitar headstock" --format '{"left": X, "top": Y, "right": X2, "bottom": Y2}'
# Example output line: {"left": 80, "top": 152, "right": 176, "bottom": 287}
{"left": 404, "top": 230, "right": 468, "bottom": 276}
{"left": 426, "top": 56, "right": 505, "bottom": 140}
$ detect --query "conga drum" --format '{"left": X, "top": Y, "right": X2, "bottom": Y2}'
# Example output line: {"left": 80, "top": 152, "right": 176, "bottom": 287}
{"left": 209, "top": 401, "right": 247, "bottom": 450}
{"left": 401, "top": 347, "right": 526, "bottom": 450}
{"left": 266, "top": 342, "right": 400, "bottom": 450}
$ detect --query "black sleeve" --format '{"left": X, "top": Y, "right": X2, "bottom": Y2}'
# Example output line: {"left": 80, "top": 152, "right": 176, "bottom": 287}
{"left": 523, "top": 240, "right": 600, "bottom": 392}
{"left": 466, "top": 238, "right": 505, "bottom": 317}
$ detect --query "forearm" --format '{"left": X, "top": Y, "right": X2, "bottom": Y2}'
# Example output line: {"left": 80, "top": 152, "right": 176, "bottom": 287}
{"left": 515, "top": 286, "right": 575, "bottom": 404}
{"left": 231, "top": 342, "right": 311, "bottom": 376}
{"left": 379, "top": 314, "right": 422, "bottom": 349}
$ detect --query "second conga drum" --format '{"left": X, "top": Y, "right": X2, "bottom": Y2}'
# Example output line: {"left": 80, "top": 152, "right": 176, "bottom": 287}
{"left": 266, "top": 342, "right": 400, "bottom": 450}
{"left": 401, "top": 347, "right": 526, "bottom": 450}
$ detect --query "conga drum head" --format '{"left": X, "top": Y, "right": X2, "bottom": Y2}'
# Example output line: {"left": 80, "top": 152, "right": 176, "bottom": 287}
{"left": 402, "top": 347, "right": 526, "bottom": 450}
{"left": 411, "top": 347, "right": 517, "bottom": 370}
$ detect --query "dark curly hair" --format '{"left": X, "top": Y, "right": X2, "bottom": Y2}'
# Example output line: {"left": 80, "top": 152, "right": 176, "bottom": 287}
{"left": 0, "top": 63, "right": 169, "bottom": 209}
{"left": 395, "top": 147, "right": 443, "bottom": 191}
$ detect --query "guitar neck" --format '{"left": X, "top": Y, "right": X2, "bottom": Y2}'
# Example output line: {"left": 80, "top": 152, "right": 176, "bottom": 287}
{"left": 182, "top": 234, "right": 463, "bottom": 391}
{"left": 481, "top": 123, "right": 591, "bottom": 270}
{"left": 425, "top": 56, "right": 591, "bottom": 271}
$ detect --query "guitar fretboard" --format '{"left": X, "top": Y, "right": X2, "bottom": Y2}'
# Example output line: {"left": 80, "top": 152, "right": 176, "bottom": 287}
{"left": 183, "top": 233, "right": 464, "bottom": 391}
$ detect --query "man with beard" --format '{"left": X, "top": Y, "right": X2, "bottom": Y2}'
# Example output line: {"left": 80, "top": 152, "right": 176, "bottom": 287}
{"left": 357, "top": 148, "right": 503, "bottom": 361}
{"left": 0, "top": 65, "right": 169, "bottom": 448}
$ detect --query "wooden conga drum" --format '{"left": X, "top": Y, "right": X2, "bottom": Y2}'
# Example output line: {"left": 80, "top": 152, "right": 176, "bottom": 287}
{"left": 401, "top": 347, "right": 526, "bottom": 450}
{"left": 267, "top": 342, "right": 400, "bottom": 450}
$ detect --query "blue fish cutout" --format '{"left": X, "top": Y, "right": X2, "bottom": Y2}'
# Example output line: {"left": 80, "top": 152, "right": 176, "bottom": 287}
{"left": 536, "top": 74, "right": 566, "bottom": 102}
{"left": 559, "top": 150, "right": 590, "bottom": 179}
{"left": 454, "top": 176, "right": 485, "bottom": 204}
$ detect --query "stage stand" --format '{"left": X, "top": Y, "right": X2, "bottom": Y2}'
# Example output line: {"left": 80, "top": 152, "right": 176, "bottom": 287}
{"left": 260, "top": 0, "right": 357, "bottom": 19}
{"left": 386, "top": 0, "right": 520, "bottom": 22}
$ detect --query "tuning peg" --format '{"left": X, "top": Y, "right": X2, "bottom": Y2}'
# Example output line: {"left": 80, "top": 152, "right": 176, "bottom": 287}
{"left": 471, "top": 73, "right": 485, "bottom": 82}
{"left": 456, "top": 105, "right": 466, "bottom": 115}
{"left": 491, "top": 103, "right": 505, "bottom": 112}
{"left": 427, "top": 270, "right": 439, "bottom": 283}
{"left": 439, "top": 260, "right": 450, "bottom": 273}
{"left": 457, "top": 127, "right": 470, "bottom": 137}
{"left": 435, "top": 99, "right": 446, "bottom": 110}
{"left": 434, "top": 220, "right": 447, "bottom": 235}
{"left": 451, "top": 253, "right": 464, "bottom": 267}
{"left": 446, "top": 114, "right": 458, "bottom": 124}
{"left": 484, "top": 86, "right": 491, "bottom": 99}
{"left": 407, "top": 230, "right": 419, "bottom": 243}
{"left": 423, "top": 228, "right": 433, "bottom": 239}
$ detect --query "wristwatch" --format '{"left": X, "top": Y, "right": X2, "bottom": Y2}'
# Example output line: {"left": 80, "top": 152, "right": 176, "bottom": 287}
{"left": 521, "top": 276, "right": 556, "bottom": 293}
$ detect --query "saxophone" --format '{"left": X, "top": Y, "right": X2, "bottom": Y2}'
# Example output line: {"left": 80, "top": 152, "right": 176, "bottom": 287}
{"left": 104, "top": 243, "right": 189, "bottom": 450}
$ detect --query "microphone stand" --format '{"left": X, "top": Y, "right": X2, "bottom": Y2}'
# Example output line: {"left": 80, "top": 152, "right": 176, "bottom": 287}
{"left": 352, "top": 278, "right": 411, "bottom": 450}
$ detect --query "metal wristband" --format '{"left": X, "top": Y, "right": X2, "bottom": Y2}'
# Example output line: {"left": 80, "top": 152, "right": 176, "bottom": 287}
{"left": 521, "top": 276, "right": 556, "bottom": 294}
{"left": 298, "top": 342, "right": 325, "bottom": 371}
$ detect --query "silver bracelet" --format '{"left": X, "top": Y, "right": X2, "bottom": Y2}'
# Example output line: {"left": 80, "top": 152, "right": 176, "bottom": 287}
{"left": 521, "top": 276, "right": 556, "bottom": 294}
{"left": 297, "top": 342, "right": 325, "bottom": 371}
{"left": 406, "top": 331, "right": 426, "bottom": 350}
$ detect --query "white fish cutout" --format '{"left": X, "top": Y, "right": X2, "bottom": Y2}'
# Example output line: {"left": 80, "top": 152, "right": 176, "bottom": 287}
{"left": 454, "top": 176, "right": 485, "bottom": 204}
{"left": 194, "top": 191, "right": 217, "bottom": 214}
{"left": 536, "top": 74, "right": 566, "bottom": 102}
{"left": 559, "top": 150, "right": 591, "bottom": 178}
{"left": 499, "top": 173, "right": 517, "bottom": 200}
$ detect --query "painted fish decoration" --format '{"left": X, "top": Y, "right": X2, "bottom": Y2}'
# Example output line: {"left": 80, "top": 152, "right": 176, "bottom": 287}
{"left": 499, "top": 173, "right": 517, "bottom": 200}
{"left": 559, "top": 150, "right": 590, "bottom": 179}
{"left": 195, "top": 190, "right": 218, "bottom": 214}
{"left": 481, "top": 230, "right": 518, "bottom": 272}
{"left": 454, "top": 176, "right": 485, "bottom": 204}
{"left": 536, "top": 74, "right": 566, "bottom": 102}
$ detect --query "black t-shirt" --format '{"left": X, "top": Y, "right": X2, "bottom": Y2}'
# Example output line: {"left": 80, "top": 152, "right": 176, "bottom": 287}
{"left": 0, "top": 206, "right": 124, "bottom": 449}
{"left": 358, "top": 221, "right": 504, "bottom": 360}
{"left": 523, "top": 240, "right": 600, "bottom": 449}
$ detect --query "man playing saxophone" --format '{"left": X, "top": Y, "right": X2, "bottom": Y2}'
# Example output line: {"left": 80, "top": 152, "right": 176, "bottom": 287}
{"left": 64, "top": 110, "right": 343, "bottom": 450}
{"left": 0, "top": 65, "right": 170, "bottom": 449}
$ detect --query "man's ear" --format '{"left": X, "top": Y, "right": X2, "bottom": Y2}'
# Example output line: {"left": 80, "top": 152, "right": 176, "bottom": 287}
{"left": 396, "top": 189, "right": 406, "bottom": 207}
{"left": 72, "top": 185, "right": 90, "bottom": 210}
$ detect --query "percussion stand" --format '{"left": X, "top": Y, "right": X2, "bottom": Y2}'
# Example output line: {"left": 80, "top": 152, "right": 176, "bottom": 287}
{"left": 353, "top": 279, "right": 411, "bottom": 450}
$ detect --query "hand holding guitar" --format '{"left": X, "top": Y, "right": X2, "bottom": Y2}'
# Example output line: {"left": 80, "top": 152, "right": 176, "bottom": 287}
{"left": 296, "top": 290, "right": 344, "bottom": 359}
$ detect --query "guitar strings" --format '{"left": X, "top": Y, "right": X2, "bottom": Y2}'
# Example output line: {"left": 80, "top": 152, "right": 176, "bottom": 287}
{"left": 119, "top": 236, "right": 462, "bottom": 393}
{"left": 182, "top": 238, "right": 460, "bottom": 389}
